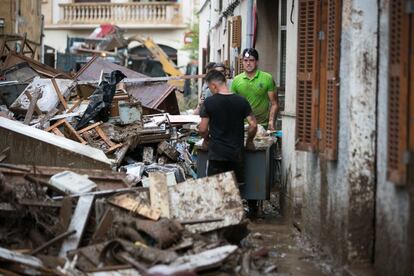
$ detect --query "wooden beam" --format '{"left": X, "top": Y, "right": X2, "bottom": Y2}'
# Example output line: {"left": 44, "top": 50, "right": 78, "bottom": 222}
{"left": 149, "top": 172, "right": 170, "bottom": 218}
{"left": 51, "top": 78, "right": 69, "bottom": 110}
{"left": 77, "top": 121, "right": 103, "bottom": 134}
{"left": 23, "top": 90, "right": 42, "bottom": 125}
{"left": 67, "top": 97, "right": 83, "bottom": 113}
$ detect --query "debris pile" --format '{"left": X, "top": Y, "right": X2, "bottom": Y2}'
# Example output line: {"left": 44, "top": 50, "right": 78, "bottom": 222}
{"left": 0, "top": 52, "right": 279, "bottom": 274}
{"left": 0, "top": 165, "right": 281, "bottom": 275}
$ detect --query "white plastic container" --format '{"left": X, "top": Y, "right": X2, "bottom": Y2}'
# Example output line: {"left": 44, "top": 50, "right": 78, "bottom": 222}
{"left": 49, "top": 171, "right": 97, "bottom": 194}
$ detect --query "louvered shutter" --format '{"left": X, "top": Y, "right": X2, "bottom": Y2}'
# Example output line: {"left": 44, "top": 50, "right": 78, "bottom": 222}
{"left": 319, "top": 0, "right": 341, "bottom": 160}
{"left": 387, "top": 0, "right": 409, "bottom": 185}
{"left": 232, "top": 16, "right": 242, "bottom": 49}
{"left": 296, "top": 0, "right": 319, "bottom": 151}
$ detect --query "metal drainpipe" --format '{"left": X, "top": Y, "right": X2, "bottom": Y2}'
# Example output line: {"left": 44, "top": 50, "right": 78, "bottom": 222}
{"left": 246, "top": 0, "right": 254, "bottom": 48}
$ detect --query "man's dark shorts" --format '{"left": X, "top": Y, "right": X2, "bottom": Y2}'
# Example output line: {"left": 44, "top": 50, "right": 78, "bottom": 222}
{"left": 207, "top": 158, "right": 244, "bottom": 184}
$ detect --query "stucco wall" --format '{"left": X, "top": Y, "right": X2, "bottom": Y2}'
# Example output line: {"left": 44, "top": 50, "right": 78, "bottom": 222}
{"left": 375, "top": 0, "right": 410, "bottom": 275}
{"left": 0, "top": 0, "right": 42, "bottom": 44}
{"left": 283, "top": 0, "right": 378, "bottom": 265}
{"left": 255, "top": 0, "right": 278, "bottom": 81}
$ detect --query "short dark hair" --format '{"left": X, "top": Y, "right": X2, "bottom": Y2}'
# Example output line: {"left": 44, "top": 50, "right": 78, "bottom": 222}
{"left": 205, "top": 70, "right": 226, "bottom": 84}
{"left": 205, "top": 62, "right": 216, "bottom": 72}
{"left": 242, "top": 48, "right": 259, "bottom": 60}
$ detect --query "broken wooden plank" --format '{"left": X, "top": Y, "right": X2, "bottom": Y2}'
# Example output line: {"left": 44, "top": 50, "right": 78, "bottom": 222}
{"left": 63, "top": 120, "right": 87, "bottom": 144}
{"left": 51, "top": 78, "right": 68, "bottom": 110}
{"left": 51, "top": 128, "right": 65, "bottom": 137}
{"left": 66, "top": 97, "right": 82, "bottom": 113}
{"left": 108, "top": 193, "right": 160, "bottom": 221}
{"left": 23, "top": 90, "right": 42, "bottom": 125}
{"left": 149, "top": 172, "right": 170, "bottom": 218}
{"left": 24, "top": 89, "right": 42, "bottom": 115}
{"left": 168, "top": 172, "right": 244, "bottom": 233}
{"left": 105, "top": 143, "right": 123, "bottom": 154}
{"left": 77, "top": 121, "right": 103, "bottom": 134}
{"left": 95, "top": 126, "right": 115, "bottom": 147}
{"left": 59, "top": 195, "right": 95, "bottom": 257}
{"left": 45, "top": 119, "right": 66, "bottom": 132}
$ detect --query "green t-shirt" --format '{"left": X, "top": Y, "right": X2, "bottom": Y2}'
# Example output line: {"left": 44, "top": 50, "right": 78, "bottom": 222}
{"left": 231, "top": 70, "right": 276, "bottom": 125}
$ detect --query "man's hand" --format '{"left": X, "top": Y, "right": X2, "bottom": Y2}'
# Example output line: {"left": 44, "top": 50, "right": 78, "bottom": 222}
{"left": 246, "top": 140, "right": 255, "bottom": 151}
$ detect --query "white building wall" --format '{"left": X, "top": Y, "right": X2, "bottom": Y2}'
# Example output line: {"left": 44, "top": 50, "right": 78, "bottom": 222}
{"left": 282, "top": 0, "right": 378, "bottom": 264}
{"left": 43, "top": 0, "right": 196, "bottom": 68}
{"left": 375, "top": 0, "right": 410, "bottom": 275}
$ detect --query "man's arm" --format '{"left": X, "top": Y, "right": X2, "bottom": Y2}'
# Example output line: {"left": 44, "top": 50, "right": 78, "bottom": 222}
{"left": 246, "top": 113, "right": 257, "bottom": 150}
{"left": 267, "top": 91, "right": 278, "bottom": 131}
{"left": 198, "top": 117, "right": 210, "bottom": 150}
{"left": 199, "top": 117, "right": 209, "bottom": 138}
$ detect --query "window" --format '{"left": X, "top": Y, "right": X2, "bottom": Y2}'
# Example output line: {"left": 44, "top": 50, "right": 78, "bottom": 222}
{"left": 295, "top": 0, "right": 341, "bottom": 160}
{"left": 387, "top": 0, "right": 414, "bottom": 185}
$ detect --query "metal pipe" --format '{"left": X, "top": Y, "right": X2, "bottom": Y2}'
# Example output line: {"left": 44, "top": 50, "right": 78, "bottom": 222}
{"left": 31, "top": 230, "right": 76, "bottom": 255}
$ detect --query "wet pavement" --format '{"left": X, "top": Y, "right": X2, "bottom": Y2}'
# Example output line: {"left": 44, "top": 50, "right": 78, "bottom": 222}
{"left": 247, "top": 215, "right": 337, "bottom": 276}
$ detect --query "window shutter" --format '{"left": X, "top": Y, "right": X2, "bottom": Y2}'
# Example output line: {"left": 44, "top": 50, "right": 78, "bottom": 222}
{"left": 234, "top": 56, "right": 244, "bottom": 76}
{"left": 238, "top": 56, "right": 244, "bottom": 74}
{"left": 319, "top": 0, "right": 341, "bottom": 160}
{"left": 295, "top": 0, "right": 320, "bottom": 151}
{"left": 387, "top": 0, "right": 410, "bottom": 185}
{"left": 232, "top": 16, "right": 242, "bottom": 49}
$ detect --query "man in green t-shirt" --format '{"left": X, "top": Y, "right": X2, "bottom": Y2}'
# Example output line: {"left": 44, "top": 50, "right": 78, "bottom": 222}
{"left": 231, "top": 48, "right": 278, "bottom": 130}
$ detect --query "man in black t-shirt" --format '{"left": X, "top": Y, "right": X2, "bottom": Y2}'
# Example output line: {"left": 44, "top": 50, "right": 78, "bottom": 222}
{"left": 199, "top": 70, "right": 257, "bottom": 183}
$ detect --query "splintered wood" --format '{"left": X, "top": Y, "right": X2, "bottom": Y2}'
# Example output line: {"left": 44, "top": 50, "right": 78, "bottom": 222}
{"left": 168, "top": 172, "right": 244, "bottom": 233}
{"left": 108, "top": 193, "right": 161, "bottom": 221}
{"left": 149, "top": 172, "right": 170, "bottom": 218}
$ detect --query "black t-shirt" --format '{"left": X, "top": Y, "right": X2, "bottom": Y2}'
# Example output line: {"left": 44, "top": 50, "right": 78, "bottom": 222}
{"left": 200, "top": 93, "right": 252, "bottom": 161}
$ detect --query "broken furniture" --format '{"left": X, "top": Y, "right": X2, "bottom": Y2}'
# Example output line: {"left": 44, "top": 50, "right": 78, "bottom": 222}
{"left": 46, "top": 119, "right": 87, "bottom": 144}
{"left": 78, "top": 122, "right": 123, "bottom": 154}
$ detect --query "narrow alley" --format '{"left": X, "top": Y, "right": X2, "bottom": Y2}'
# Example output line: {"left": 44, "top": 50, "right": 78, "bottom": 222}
{"left": 0, "top": 0, "right": 413, "bottom": 275}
